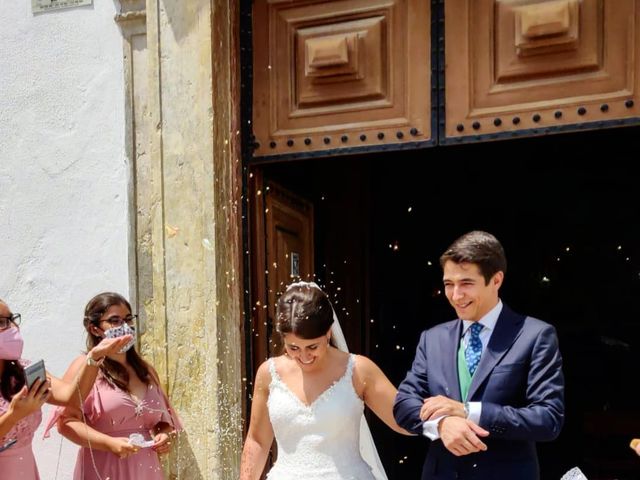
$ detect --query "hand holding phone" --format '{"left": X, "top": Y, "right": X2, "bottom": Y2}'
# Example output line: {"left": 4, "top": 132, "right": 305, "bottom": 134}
{"left": 24, "top": 359, "right": 46, "bottom": 390}
{"left": 7, "top": 366, "right": 49, "bottom": 421}
{"left": 0, "top": 438, "right": 17, "bottom": 453}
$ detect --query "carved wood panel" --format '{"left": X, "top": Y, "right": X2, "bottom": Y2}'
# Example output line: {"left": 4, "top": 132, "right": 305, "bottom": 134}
{"left": 444, "top": 0, "right": 640, "bottom": 140}
{"left": 264, "top": 183, "right": 314, "bottom": 357}
{"left": 252, "top": 0, "right": 430, "bottom": 157}
{"left": 250, "top": 177, "right": 315, "bottom": 365}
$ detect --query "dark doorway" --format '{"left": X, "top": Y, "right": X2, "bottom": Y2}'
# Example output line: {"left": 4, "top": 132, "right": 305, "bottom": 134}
{"left": 255, "top": 125, "right": 640, "bottom": 479}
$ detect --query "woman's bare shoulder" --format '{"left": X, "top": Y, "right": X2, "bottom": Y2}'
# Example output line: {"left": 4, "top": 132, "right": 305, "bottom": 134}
{"left": 352, "top": 354, "right": 379, "bottom": 373}
{"left": 255, "top": 355, "right": 284, "bottom": 383}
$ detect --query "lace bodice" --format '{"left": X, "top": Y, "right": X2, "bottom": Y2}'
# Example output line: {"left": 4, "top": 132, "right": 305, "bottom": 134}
{"left": 266, "top": 354, "right": 376, "bottom": 480}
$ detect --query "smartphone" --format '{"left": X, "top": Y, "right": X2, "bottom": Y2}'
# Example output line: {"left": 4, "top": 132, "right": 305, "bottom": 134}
{"left": 0, "top": 438, "right": 17, "bottom": 453}
{"left": 24, "top": 359, "right": 46, "bottom": 390}
{"left": 0, "top": 438, "right": 18, "bottom": 452}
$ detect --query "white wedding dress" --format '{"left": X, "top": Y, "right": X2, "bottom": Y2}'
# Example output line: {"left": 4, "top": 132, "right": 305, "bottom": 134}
{"left": 266, "top": 354, "right": 377, "bottom": 480}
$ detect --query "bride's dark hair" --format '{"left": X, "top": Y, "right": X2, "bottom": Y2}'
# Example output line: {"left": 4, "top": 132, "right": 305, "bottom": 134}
{"left": 276, "top": 283, "right": 334, "bottom": 340}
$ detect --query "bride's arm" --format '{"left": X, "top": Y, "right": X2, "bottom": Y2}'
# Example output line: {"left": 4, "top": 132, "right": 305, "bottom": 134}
{"left": 354, "top": 355, "right": 414, "bottom": 436}
{"left": 240, "top": 361, "right": 275, "bottom": 480}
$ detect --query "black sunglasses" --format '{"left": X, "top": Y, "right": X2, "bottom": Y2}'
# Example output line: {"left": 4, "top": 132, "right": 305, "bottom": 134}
{"left": 0, "top": 313, "right": 21, "bottom": 330}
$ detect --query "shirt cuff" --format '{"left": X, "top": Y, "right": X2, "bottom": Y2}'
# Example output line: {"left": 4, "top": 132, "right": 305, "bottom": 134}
{"left": 467, "top": 401, "right": 482, "bottom": 424}
{"left": 422, "top": 416, "right": 446, "bottom": 440}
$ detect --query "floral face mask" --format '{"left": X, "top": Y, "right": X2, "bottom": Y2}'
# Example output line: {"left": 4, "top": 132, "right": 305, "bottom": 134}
{"left": 103, "top": 323, "right": 136, "bottom": 353}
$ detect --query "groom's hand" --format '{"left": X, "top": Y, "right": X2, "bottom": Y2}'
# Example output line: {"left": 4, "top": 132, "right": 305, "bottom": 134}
{"left": 420, "top": 395, "right": 465, "bottom": 421}
{"left": 438, "top": 417, "right": 489, "bottom": 457}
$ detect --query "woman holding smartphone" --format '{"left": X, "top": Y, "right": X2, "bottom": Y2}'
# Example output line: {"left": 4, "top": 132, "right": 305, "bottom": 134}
{"left": 51, "top": 292, "right": 182, "bottom": 480}
{"left": 0, "top": 298, "right": 130, "bottom": 479}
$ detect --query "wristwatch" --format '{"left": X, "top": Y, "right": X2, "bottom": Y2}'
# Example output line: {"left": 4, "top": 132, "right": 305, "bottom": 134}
{"left": 463, "top": 402, "right": 470, "bottom": 418}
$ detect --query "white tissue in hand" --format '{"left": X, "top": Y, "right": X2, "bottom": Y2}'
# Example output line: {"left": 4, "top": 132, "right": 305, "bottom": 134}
{"left": 128, "top": 433, "right": 155, "bottom": 448}
{"left": 560, "top": 467, "right": 588, "bottom": 480}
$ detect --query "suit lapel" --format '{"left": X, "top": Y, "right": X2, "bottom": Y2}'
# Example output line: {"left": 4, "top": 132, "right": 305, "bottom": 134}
{"left": 443, "top": 320, "right": 463, "bottom": 402}
{"left": 467, "top": 306, "right": 524, "bottom": 400}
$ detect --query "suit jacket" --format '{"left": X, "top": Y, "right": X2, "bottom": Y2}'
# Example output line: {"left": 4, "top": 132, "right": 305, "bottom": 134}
{"left": 394, "top": 304, "right": 564, "bottom": 480}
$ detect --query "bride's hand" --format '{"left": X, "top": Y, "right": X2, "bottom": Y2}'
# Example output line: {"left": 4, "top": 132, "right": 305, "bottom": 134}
{"left": 420, "top": 395, "right": 465, "bottom": 421}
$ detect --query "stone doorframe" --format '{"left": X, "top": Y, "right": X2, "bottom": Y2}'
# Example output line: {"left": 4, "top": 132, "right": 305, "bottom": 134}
{"left": 116, "top": 1, "right": 243, "bottom": 478}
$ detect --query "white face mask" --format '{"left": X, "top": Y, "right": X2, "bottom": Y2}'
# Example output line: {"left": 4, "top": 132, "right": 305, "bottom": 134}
{"left": 103, "top": 323, "right": 136, "bottom": 353}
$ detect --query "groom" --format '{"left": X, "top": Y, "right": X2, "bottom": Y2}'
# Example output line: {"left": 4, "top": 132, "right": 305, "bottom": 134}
{"left": 394, "top": 231, "right": 564, "bottom": 480}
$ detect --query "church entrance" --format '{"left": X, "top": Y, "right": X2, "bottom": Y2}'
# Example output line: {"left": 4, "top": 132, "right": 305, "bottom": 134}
{"left": 247, "top": 125, "right": 640, "bottom": 479}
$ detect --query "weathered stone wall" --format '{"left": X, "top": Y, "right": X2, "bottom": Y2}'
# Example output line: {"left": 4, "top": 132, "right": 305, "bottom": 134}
{"left": 125, "top": 1, "right": 243, "bottom": 477}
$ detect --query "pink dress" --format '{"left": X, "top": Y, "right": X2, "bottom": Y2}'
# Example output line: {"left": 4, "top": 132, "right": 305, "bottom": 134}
{"left": 46, "top": 374, "right": 181, "bottom": 480}
{"left": 0, "top": 360, "right": 42, "bottom": 480}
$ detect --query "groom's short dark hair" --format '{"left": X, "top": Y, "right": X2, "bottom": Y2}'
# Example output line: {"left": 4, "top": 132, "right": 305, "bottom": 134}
{"left": 439, "top": 230, "right": 507, "bottom": 285}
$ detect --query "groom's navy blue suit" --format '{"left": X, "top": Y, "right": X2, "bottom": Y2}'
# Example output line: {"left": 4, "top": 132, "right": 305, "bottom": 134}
{"left": 394, "top": 304, "right": 564, "bottom": 480}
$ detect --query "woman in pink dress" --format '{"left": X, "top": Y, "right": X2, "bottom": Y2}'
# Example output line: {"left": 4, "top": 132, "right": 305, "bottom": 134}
{"left": 0, "top": 297, "right": 131, "bottom": 480}
{"left": 50, "top": 292, "right": 182, "bottom": 480}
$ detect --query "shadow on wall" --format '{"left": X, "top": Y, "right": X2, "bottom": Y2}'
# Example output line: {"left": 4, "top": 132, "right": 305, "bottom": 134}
{"left": 113, "top": 0, "right": 207, "bottom": 42}
{"left": 167, "top": 432, "right": 204, "bottom": 479}
{"left": 160, "top": 0, "right": 209, "bottom": 42}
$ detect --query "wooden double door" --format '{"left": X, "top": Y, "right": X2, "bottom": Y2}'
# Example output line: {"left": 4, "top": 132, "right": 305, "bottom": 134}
{"left": 245, "top": 1, "right": 640, "bottom": 479}
{"left": 251, "top": 0, "right": 640, "bottom": 159}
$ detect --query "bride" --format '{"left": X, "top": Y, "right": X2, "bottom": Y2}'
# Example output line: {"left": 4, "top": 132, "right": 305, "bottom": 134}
{"left": 240, "top": 282, "right": 411, "bottom": 480}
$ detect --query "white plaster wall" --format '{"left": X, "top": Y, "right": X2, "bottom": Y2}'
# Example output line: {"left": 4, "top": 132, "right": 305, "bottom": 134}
{"left": 0, "top": 1, "right": 128, "bottom": 478}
